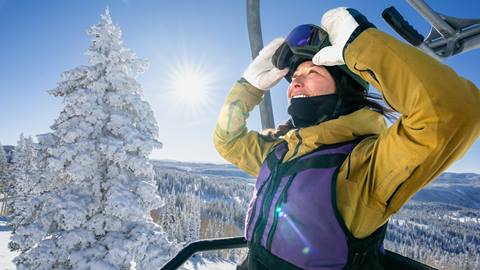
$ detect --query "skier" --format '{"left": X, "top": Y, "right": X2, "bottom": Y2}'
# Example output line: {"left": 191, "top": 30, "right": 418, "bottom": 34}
{"left": 214, "top": 7, "right": 480, "bottom": 269}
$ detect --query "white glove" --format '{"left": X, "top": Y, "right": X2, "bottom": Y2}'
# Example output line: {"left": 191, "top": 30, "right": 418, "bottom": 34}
{"left": 242, "top": 38, "right": 289, "bottom": 91}
{"left": 312, "top": 7, "right": 374, "bottom": 66}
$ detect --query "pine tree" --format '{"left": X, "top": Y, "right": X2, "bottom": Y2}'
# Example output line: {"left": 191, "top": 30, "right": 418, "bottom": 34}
{"left": 11, "top": 9, "right": 176, "bottom": 269}
{"left": 0, "top": 142, "right": 11, "bottom": 215}
{"left": 9, "top": 134, "right": 39, "bottom": 230}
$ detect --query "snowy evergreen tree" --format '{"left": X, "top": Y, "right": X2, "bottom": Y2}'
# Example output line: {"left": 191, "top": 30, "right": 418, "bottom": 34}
{"left": 186, "top": 195, "right": 201, "bottom": 244}
{"left": 0, "top": 141, "right": 12, "bottom": 215}
{"left": 9, "top": 133, "right": 60, "bottom": 252}
{"left": 0, "top": 142, "right": 7, "bottom": 189}
{"left": 12, "top": 135, "right": 38, "bottom": 195}
{"left": 11, "top": 9, "right": 176, "bottom": 269}
{"left": 9, "top": 134, "right": 40, "bottom": 230}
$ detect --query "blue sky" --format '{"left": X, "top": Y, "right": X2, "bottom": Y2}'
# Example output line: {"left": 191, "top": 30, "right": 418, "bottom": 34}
{"left": 0, "top": 0, "right": 479, "bottom": 173}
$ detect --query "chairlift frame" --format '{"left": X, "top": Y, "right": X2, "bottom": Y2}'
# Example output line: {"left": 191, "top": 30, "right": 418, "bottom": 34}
{"left": 383, "top": 0, "right": 480, "bottom": 61}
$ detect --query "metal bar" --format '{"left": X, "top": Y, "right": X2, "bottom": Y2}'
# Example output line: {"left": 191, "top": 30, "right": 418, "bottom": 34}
{"left": 407, "top": 0, "right": 456, "bottom": 37}
{"left": 427, "top": 25, "right": 480, "bottom": 48}
{"left": 418, "top": 43, "right": 444, "bottom": 61}
{"left": 0, "top": 193, "right": 8, "bottom": 216}
{"left": 385, "top": 250, "right": 438, "bottom": 270}
{"left": 460, "top": 34, "right": 480, "bottom": 54}
{"left": 159, "top": 237, "right": 247, "bottom": 270}
{"left": 247, "top": 0, "right": 275, "bottom": 130}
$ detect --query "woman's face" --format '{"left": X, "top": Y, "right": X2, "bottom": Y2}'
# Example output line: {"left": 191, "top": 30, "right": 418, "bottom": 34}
{"left": 287, "top": 61, "right": 336, "bottom": 99}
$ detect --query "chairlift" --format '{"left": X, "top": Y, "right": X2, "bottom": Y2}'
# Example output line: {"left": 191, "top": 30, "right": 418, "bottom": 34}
{"left": 382, "top": 0, "right": 480, "bottom": 62}
{"left": 160, "top": 0, "right": 480, "bottom": 269}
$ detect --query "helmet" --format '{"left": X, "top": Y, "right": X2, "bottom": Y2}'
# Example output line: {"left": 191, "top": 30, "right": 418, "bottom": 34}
{"left": 272, "top": 24, "right": 369, "bottom": 91}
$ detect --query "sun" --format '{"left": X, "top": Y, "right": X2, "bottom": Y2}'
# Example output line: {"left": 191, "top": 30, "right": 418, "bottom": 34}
{"left": 163, "top": 55, "right": 218, "bottom": 117}
{"left": 172, "top": 68, "right": 209, "bottom": 104}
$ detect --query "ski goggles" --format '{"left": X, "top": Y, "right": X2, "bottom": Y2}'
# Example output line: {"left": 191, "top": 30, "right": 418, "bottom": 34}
{"left": 272, "top": 24, "right": 330, "bottom": 74}
{"left": 285, "top": 24, "right": 330, "bottom": 51}
{"left": 272, "top": 24, "right": 368, "bottom": 90}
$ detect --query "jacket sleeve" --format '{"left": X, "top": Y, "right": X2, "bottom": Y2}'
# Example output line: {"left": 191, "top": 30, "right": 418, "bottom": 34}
{"left": 344, "top": 29, "right": 480, "bottom": 215}
{"left": 214, "top": 79, "right": 279, "bottom": 177}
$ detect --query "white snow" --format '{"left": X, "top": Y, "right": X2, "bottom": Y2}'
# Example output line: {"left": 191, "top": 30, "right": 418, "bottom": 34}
{"left": 181, "top": 256, "right": 237, "bottom": 270}
{"left": 0, "top": 219, "right": 18, "bottom": 270}
{"left": 445, "top": 215, "right": 480, "bottom": 224}
{"left": 391, "top": 218, "right": 429, "bottom": 230}
{"left": 234, "top": 196, "right": 241, "bottom": 204}
{"left": 1, "top": 226, "right": 237, "bottom": 270}
{"left": 2, "top": 218, "right": 238, "bottom": 270}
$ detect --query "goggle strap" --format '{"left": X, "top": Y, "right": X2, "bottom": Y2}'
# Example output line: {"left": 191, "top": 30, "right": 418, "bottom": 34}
{"left": 272, "top": 42, "right": 293, "bottom": 70}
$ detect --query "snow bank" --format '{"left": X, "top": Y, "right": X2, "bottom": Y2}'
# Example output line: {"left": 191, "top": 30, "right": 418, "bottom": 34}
{"left": 0, "top": 217, "right": 18, "bottom": 270}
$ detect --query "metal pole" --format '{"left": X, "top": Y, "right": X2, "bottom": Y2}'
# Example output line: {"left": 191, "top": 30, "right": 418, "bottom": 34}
{"left": 0, "top": 192, "right": 7, "bottom": 216}
{"left": 426, "top": 24, "right": 480, "bottom": 57}
{"left": 462, "top": 34, "right": 480, "bottom": 53}
{"left": 247, "top": 0, "right": 275, "bottom": 130}
{"left": 159, "top": 237, "right": 247, "bottom": 270}
{"left": 406, "top": 0, "right": 456, "bottom": 37}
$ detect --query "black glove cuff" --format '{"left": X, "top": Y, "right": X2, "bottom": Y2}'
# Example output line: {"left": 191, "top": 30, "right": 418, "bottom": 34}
{"left": 343, "top": 8, "right": 376, "bottom": 58}
{"left": 238, "top": 77, "right": 252, "bottom": 86}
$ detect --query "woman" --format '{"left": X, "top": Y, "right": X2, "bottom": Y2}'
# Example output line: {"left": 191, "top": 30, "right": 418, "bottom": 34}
{"left": 214, "top": 7, "right": 480, "bottom": 270}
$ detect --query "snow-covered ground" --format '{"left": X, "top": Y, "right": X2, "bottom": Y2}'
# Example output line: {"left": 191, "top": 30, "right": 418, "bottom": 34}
{"left": 391, "top": 218, "right": 430, "bottom": 230}
{"left": 0, "top": 217, "right": 17, "bottom": 270}
{"left": 181, "top": 256, "right": 237, "bottom": 270}
{"left": 1, "top": 216, "right": 237, "bottom": 270}
{"left": 445, "top": 215, "right": 480, "bottom": 224}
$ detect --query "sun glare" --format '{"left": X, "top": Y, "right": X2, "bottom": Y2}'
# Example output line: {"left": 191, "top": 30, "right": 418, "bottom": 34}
{"left": 172, "top": 69, "right": 209, "bottom": 103}
{"left": 163, "top": 56, "right": 218, "bottom": 117}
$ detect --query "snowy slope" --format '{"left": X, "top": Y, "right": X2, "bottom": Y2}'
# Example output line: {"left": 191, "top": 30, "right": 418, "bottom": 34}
{"left": 0, "top": 226, "right": 236, "bottom": 270}
{"left": 181, "top": 256, "right": 237, "bottom": 270}
{"left": 1, "top": 215, "right": 238, "bottom": 269}
{"left": 0, "top": 217, "right": 17, "bottom": 270}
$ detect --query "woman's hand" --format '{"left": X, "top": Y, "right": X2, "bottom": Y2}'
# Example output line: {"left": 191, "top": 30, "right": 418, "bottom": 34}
{"left": 242, "top": 38, "right": 289, "bottom": 91}
{"left": 313, "top": 7, "right": 375, "bottom": 66}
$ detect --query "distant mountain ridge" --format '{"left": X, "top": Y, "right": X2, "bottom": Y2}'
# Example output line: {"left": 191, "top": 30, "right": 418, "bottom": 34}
{"left": 151, "top": 160, "right": 254, "bottom": 181}
{"left": 152, "top": 159, "right": 480, "bottom": 209}
{"left": 413, "top": 172, "right": 480, "bottom": 208}
{"left": 432, "top": 172, "right": 480, "bottom": 185}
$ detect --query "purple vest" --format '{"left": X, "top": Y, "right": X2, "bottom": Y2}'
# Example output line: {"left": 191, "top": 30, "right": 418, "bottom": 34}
{"left": 245, "top": 140, "right": 358, "bottom": 269}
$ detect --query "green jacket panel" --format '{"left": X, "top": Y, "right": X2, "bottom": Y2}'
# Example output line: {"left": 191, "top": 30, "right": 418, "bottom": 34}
{"left": 214, "top": 80, "right": 280, "bottom": 177}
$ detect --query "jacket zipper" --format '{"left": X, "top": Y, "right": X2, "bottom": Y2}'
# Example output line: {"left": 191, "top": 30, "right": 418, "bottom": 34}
{"left": 252, "top": 132, "right": 302, "bottom": 245}
{"left": 251, "top": 148, "right": 288, "bottom": 244}
{"left": 252, "top": 165, "right": 280, "bottom": 244}
{"left": 245, "top": 174, "right": 271, "bottom": 237}
{"left": 266, "top": 173, "right": 296, "bottom": 250}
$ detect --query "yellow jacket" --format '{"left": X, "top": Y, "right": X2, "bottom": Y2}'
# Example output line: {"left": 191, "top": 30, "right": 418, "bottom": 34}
{"left": 214, "top": 29, "right": 480, "bottom": 238}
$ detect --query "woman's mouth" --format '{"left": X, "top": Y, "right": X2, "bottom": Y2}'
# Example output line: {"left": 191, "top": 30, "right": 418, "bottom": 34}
{"left": 291, "top": 94, "right": 308, "bottom": 99}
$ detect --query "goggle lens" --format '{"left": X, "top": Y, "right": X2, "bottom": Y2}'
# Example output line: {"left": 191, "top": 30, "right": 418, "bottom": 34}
{"left": 286, "top": 24, "right": 327, "bottom": 48}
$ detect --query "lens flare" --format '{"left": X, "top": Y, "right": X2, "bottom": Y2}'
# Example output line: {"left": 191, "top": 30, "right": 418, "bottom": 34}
{"left": 160, "top": 54, "right": 220, "bottom": 119}
{"left": 284, "top": 212, "right": 313, "bottom": 254}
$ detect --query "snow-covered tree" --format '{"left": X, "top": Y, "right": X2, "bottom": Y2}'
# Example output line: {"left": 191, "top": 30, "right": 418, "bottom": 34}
{"left": 12, "top": 135, "right": 38, "bottom": 195}
{"left": 11, "top": 8, "right": 176, "bottom": 269}
{"left": 0, "top": 141, "right": 12, "bottom": 215}
{"left": 186, "top": 196, "right": 201, "bottom": 244}
{"left": 8, "top": 134, "right": 40, "bottom": 230}
{"left": 0, "top": 142, "right": 7, "bottom": 189}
